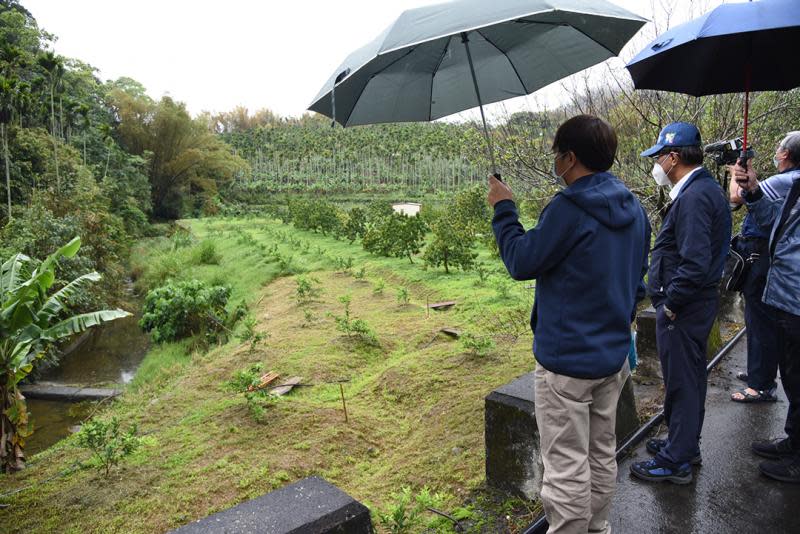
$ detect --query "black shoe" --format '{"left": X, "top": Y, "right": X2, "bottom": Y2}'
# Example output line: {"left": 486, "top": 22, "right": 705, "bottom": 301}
{"left": 752, "top": 438, "right": 795, "bottom": 460}
{"left": 759, "top": 456, "right": 800, "bottom": 483}
{"left": 645, "top": 438, "right": 702, "bottom": 465}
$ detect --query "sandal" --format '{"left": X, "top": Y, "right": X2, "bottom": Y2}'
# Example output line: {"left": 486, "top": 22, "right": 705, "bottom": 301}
{"left": 736, "top": 372, "right": 749, "bottom": 382}
{"left": 731, "top": 388, "right": 778, "bottom": 403}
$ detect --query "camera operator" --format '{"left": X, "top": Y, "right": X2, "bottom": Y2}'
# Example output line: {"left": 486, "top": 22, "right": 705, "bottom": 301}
{"left": 734, "top": 131, "right": 800, "bottom": 483}
{"left": 488, "top": 115, "right": 650, "bottom": 533}
{"left": 727, "top": 132, "right": 800, "bottom": 404}
{"left": 630, "top": 123, "right": 732, "bottom": 485}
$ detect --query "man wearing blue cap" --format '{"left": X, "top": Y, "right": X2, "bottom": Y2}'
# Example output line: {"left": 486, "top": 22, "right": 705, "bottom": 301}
{"left": 631, "top": 122, "right": 732, "bottom": 484}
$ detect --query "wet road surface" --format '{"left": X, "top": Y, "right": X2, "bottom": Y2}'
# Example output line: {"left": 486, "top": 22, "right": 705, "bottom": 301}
{"left": 611, "top": 334, "right": 800, "bottom": 534}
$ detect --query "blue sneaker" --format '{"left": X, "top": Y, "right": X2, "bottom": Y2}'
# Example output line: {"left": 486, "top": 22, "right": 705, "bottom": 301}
{"left": 630, "top": 458, "right": 693, "bottom": 485}
{"left": 645, "top": 438, "right": 702, "bottom": 465}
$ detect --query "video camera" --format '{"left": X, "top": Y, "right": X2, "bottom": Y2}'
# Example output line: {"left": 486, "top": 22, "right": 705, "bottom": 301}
{"left": 704, "top": 137, "right": 756, "bottom": 166}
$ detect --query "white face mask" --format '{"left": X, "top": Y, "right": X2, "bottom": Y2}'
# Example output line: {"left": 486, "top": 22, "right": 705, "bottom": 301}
{"left": 552, "top": 153, "right": 572, "bottom": 187}
{"left": 651, "top": 156, "right": 673, "bottom": 187}
{"left": 774, "top": 151, "right": 785, "bottom": 170}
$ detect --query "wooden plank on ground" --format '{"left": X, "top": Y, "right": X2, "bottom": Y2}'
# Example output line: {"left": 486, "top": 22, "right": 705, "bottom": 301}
{"left": 440, "top": 328, "right": 462, "bottom": 339}
{"left": 248, "top": 371, "right": 280, "bottom": 392}
{"left": 428, "top": 301, "right": 457, "bottom": 310}
{"left": 270, "top": 377, "right": 303, "bottom": 397}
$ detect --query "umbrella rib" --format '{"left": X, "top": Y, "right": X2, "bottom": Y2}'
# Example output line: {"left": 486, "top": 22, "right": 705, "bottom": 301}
{"left": 429, "top": 36, "right": 453, "bottom": 121}
{"left": 566, "top": 25, "right": 618, "bottom": 58}
{"left": 342, "top": 47, "right": 419, "bottom": 127}
{"left": 475, "top": 29, "right": 529, "bottom": 94}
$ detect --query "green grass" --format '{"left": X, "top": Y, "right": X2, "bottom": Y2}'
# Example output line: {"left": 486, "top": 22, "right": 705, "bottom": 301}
{"left": 1, "top": 215, "right": 539, "bottom": 533}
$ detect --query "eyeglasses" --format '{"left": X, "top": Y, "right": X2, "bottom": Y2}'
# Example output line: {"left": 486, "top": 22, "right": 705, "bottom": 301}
{"left": 652, "top": 152, "right": 675, "bottom": 162}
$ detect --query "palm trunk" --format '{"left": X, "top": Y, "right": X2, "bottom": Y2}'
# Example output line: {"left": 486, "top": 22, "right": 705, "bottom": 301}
{"left": 50, "top": 85, "right": 60, "bottom": 192}
{"left": 104, "top": 147, "right": 111, "bottom": 180}
{"left": 59, "top": 97, "right": 64, "bottom": 140}
{"left": 2, "top": 123, "right": 11, "bottom": 222}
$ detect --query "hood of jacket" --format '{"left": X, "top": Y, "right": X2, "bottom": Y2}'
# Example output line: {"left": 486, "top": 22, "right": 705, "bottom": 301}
{"left": 560, "top": 172, "right": 639, "bottom": 230}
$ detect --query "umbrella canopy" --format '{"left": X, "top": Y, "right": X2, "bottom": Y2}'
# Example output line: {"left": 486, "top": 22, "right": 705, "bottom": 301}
{"left": 626, "top": 0, "right": 800, "bottom": 164}
{"left": 308, "top": 0, "right": 646, "bottom": 127}
{"left": 626, "top": 0, "right": 800, "bottom": 96}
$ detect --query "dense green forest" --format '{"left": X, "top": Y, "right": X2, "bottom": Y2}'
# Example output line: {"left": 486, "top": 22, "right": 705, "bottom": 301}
{"left": 0, "top": 0, "right": 247, "bottom": 310}
{"left": 4, "top": 0, "right": 800, "bottom": 309}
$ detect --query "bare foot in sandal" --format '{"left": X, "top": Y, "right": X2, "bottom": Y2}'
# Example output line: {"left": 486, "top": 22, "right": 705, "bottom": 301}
{"left": 731, "top": 387, "right": 778, "bottom": 403}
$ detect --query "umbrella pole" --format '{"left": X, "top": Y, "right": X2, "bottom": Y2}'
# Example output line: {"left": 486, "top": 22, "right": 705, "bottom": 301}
{"left": 461, "top": 32, "right": 500, "bottom": 180}
{"left": 740, "top": 63, "right": 752, "bottom": 168}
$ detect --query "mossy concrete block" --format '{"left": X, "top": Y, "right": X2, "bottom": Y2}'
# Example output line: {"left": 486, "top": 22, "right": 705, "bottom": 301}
{"left": 719, "top": 291, "right": 744, "bottom": 324}
{"left": 485, "top": 370, "right": 639, "bottom": 501}
{"left": 635, "top": 307, "right": 661, "bottom": 380}
{"left": 485, "top": 372, "right": 543, "bottom": 501}
{"left": 171, "top": 476, "right": 373, "bottom": 534}
{"left": 616, "top": 374, "right": 640, "bottom": 442}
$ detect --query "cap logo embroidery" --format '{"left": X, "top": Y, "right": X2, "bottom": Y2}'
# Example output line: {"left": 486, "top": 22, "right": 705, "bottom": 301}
{"left": 665, "top": 133, "right": 676, "bottom": 144}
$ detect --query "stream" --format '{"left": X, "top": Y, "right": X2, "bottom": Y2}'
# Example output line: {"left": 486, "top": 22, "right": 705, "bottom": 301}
{"left": 25, "top": 314, "right": 150, "bottom": 455}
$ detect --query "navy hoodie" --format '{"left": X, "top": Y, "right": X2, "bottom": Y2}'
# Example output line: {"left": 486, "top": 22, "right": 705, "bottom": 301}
{"left": 492, "top": 172, "right": 651, "bottom": 379}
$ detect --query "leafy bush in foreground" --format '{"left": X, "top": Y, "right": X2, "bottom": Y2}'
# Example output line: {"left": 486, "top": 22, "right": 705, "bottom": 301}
{"left": 139, "top": 279, "right": 231, "bottom": 343}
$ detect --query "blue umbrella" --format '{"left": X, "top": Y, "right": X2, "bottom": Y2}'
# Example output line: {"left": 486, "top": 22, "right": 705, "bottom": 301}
{"left": 626, "top": 0, "right": 800, "bottom": 162}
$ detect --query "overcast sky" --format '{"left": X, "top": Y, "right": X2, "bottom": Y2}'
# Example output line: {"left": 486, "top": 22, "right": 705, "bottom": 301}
{"left": 22, "top": 0, "right": 725, "bottom": 121}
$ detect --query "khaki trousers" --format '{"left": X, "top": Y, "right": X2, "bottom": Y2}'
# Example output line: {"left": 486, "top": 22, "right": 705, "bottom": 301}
{"left": 534, "top": 360, "right": 630, "bottom": 534}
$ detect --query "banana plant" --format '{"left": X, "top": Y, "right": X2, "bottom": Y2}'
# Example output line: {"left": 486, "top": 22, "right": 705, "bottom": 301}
{"left": 0, "top": 237, "right": 130, "bottom": 473}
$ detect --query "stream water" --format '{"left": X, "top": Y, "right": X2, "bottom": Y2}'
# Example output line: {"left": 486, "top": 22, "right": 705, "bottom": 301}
{"left": 25, "top": 314, "right": 150, "bottom": 455}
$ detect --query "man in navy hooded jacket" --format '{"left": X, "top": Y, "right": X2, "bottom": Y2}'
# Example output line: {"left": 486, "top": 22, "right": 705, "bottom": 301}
{"left": 630, "top": 123, "right": 732, "bottom": 485}
{"left": 489, "top": 115, "right": 650, "bottom": 534}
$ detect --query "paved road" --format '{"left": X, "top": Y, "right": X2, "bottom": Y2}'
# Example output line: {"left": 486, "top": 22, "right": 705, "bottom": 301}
{"left": 610, "top": 334, "right": 800, "bottom": 534}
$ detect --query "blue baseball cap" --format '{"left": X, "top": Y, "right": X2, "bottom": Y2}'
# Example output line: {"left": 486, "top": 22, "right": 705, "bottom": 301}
{"left": 641, "top": 122, "right": 702, "bottom": 157}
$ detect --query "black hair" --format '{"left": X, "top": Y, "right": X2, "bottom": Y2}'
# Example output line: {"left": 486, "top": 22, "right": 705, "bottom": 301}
{"left": 552, "top": 115, "right": 617, "bottom": 172}
{"left": 658, "top": 145, "right": 704, "bottom": 166}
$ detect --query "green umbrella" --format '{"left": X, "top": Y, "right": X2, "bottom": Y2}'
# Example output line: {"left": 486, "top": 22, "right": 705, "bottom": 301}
{"left": 308, "top": 0, "right": 646, "bottom": 176}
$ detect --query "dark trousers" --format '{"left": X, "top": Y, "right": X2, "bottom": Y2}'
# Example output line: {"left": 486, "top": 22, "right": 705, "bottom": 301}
{"left": 739, "top": 239, "right": 780, "bottom": 391}
{"left": 656, "top": 298, "right": 719, "bottom": 467}
{"left": 774, "top": 308, "right": 800, "bottom": 451}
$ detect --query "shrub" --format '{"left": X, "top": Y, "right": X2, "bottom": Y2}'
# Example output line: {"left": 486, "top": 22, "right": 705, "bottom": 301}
{"left": 139, "top": 279, "right": 231, "bottom": 343}
{"left": 396, "top": 287, "right": 410, "bottom": 305}
{"left": 334, "top": 255, "right": 354, "bottom": 274}
{"left": 227, "top": 364, "right": 280, "bottom": 423}
{"left": 330, "top": 295, "right": 378, "bottom": 346}
{"left": 195, "top": 240, "right": 221, "bottom": 265}
{"left": 171, "top": 231, "right": 193, "bottom": 250}
{"left": 372, "top": 278, "right": 385, "bottom": 295}
{"left": 491, "top": 276, "right": 513, "bottom": 299}
{"left": 237, "top": 316, "right": 268, "bottom": 351}
{"left": 344, "top": 207, "right": 367, "bottom": 243}
{"left": 275, "top": 253, "right": 302, "bottom": 276}
{"left": 288, "top": 198, "right": 342, "bottom": 235}
{"left": 227, "top": 363, "right": 265, "bottom": 392}
{"left": 302, "top": 308, "right": 316, "bottom": 327}
{"left": 76, "top": 417, "right": 141, "bottom": 477}
{"left": 423, "top": 209, "right": 477, "bottom": 273}
{"left": 362, "top": 212, "right": 427, "bottom": 263}
{"left": 460, "top": 332, "right": 495, "bottom": 357}
{"left": 295, "top": 275, "right": 322, "bottom": 304}
{"left": 376, "top": 487, "right": 449, "bottom": 534}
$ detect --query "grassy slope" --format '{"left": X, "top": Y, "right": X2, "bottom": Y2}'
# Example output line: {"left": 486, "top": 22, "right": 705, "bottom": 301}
{"left": 1, "top": 216, "right": 540, "bottom": 533}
